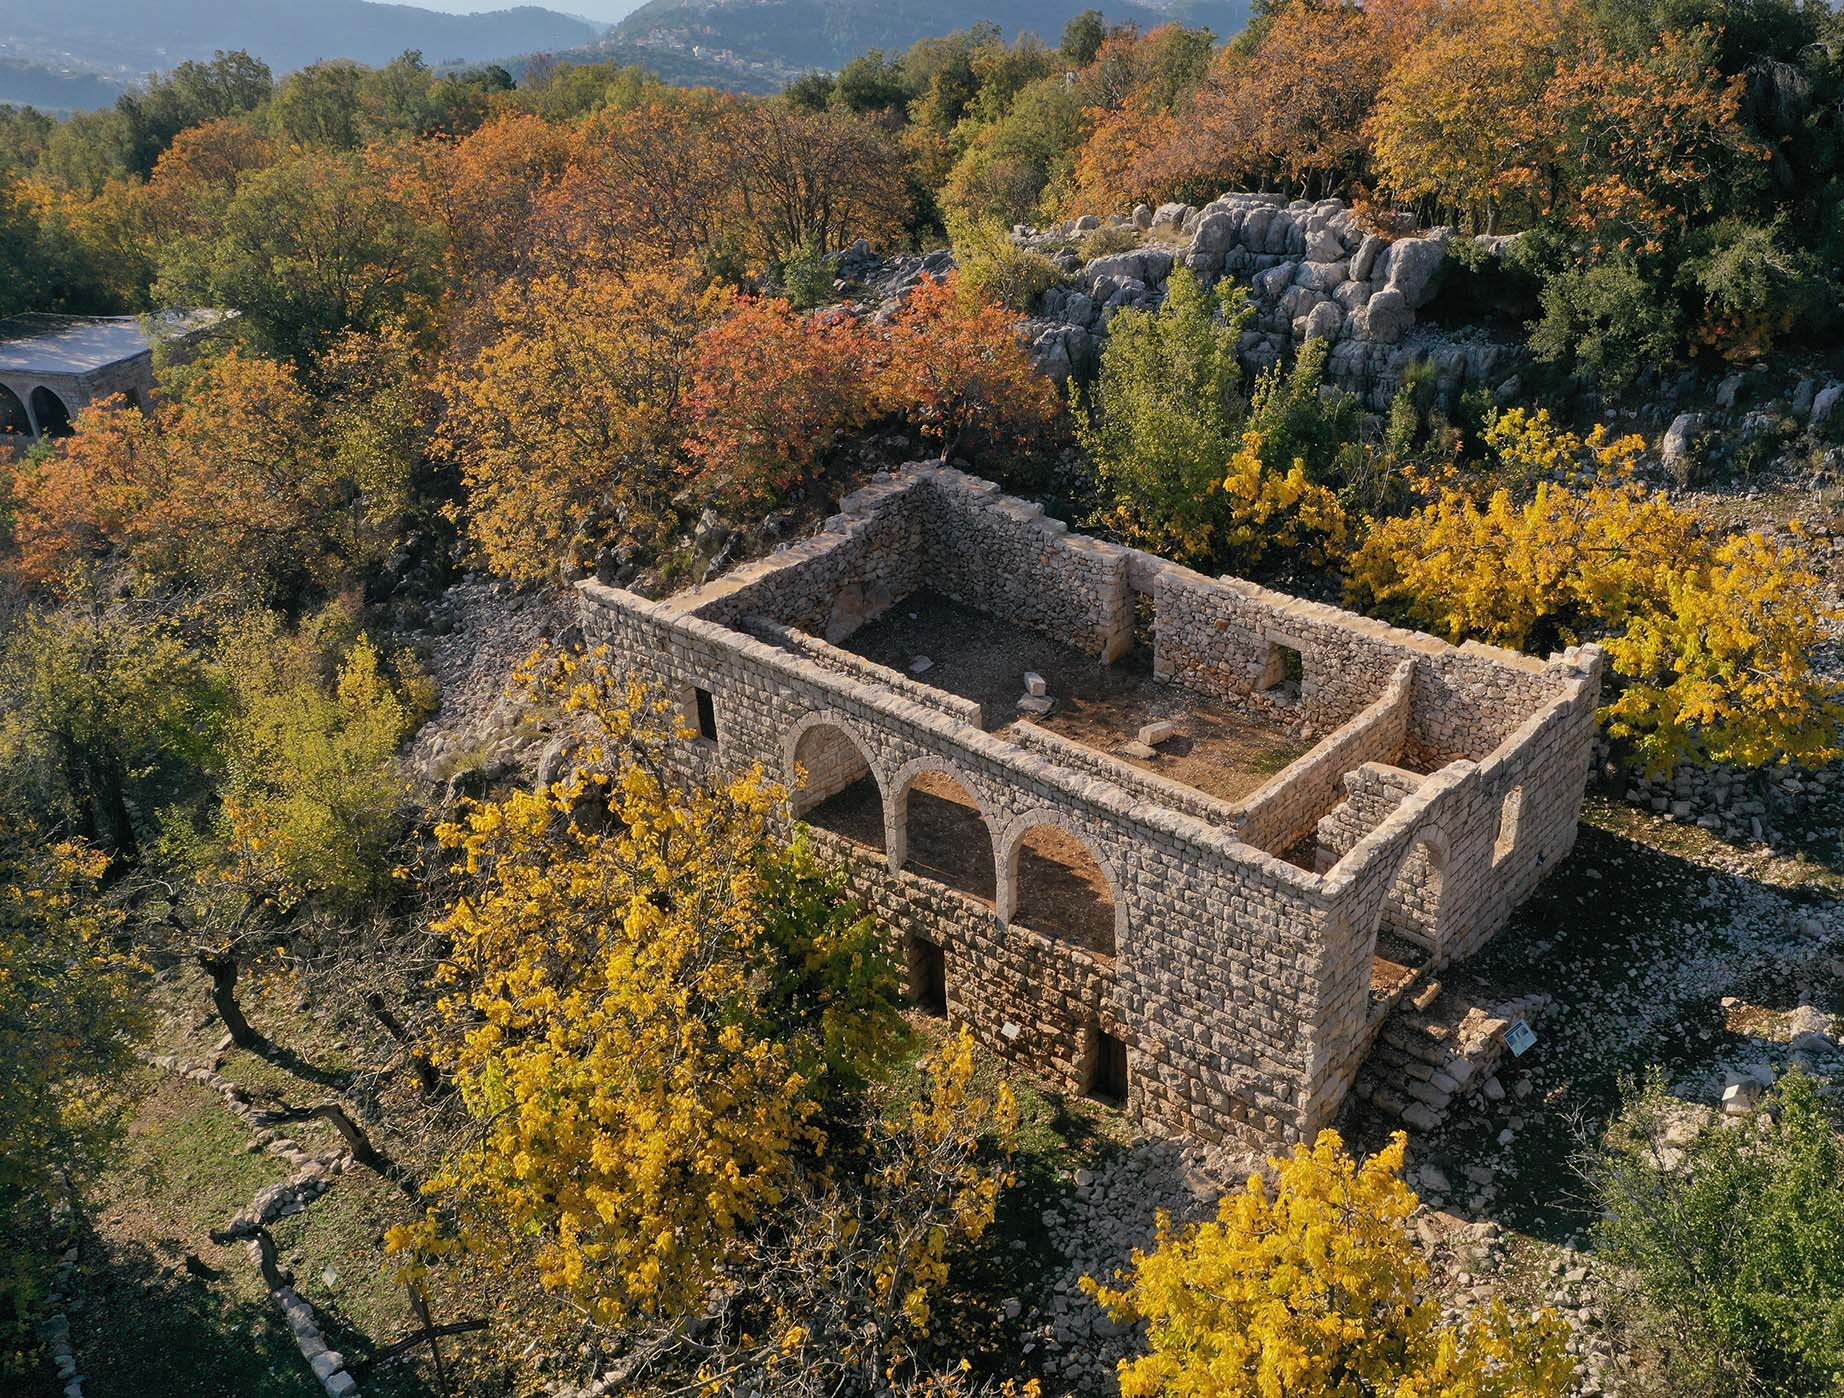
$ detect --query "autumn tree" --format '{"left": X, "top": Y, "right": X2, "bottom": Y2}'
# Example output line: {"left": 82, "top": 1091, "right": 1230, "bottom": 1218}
{"left": 418, "top": 111, "right": 576, "bottom": 304}
{"left": 1369, "top": 0, "right": 1583, "bottom": 231}
{"left": 0, "top": 836, "right": 147, "bottom": 1370}
{"left": 1347, "top": 410, "right": 1844, "bottom": 770}
{"left": 529, "top": 92, "right": 745, "bottom": 279}
{"left": 1087, "top": 1129, "right": 1576, "bottom": 1397}
{"left": 872, "top": 273, "right": 1061, "bottom": 455}
{"left": 11, "top": 354, "right": 358, "bottom": 600}
{"left": 731, "top": 103, "right": 914, "bottom": 268}
{"left": 683, "top": 297, "right": 873, "bottom": 502}
{"left": 436, "top": 263, "right": 732, "bottom": 582}
{"left": 391, "top": 652, "right": 907, "bottom": 1328}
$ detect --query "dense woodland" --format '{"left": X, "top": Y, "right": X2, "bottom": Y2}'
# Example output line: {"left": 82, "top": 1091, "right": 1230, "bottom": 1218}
{"left": 1, "top": 2, "right": 1843, "bottom": 1395}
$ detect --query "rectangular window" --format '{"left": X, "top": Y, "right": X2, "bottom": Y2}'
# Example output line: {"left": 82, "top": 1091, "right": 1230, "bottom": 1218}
{"left": 693, "top": 685, "right": 717, "bottom": 742}
{"left": 907, "top": 938, "right": 948, "bottom": 1017}
{"left": 1086, "top": 1027, "right": 1129, "bottom": 1106}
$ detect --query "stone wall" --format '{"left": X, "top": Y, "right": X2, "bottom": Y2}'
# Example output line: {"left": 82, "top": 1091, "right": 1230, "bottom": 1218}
{"left": 575, "top": 462, "right": 1603, "bottom": 1147}
{"left": 1234, "top": 661, "right": 1415, "bottom": 856}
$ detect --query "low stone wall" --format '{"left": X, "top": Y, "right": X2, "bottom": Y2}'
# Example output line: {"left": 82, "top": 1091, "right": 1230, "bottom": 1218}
{"left": 1234, "top": 661, "right": 1415, "bottom": 855}
{"left": 576, "top": 463, "right": 1605, "bottom": 1147}
{"left": 1010, "top": 719, "right": 1241, "bottom": 827}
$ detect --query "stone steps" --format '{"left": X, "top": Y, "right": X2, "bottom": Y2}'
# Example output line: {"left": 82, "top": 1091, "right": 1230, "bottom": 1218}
{"left": 1355, "top": 987, "right": 1552, "bottom": 1133}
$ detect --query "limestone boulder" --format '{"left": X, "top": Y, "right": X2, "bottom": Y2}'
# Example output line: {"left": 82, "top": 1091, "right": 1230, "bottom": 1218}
{"left": 1189, "top": 209, "right": 1243, "bottom": 256}
{"left": 1382, "top": 236, "right": 1448, "bottom": 309}
{"left": 1349, "top": 232, "right": 1386, "bottom": 282}
{"left": 1360, "top": 287, "right": 1412, "bottom": 344}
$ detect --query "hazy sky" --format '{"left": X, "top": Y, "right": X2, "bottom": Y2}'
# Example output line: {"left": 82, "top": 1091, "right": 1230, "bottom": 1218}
{"left": 411, "top": 0, "right": 644, "bottom": 23}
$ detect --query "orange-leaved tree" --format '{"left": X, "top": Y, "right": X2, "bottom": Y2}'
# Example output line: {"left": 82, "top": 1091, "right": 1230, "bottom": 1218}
{"left": 683, "top": 298, "right": 874, "bottom": 503}
{"left": 872, "top": 273, "right": 1061, "bottom": 456}
{"left": 9, "top": 351, "right": 347, "bottom": 599}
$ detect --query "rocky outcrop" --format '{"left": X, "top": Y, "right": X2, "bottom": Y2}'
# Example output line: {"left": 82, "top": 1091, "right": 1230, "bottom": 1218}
{"left": 1014, "top": 194, "right": 1522, "bottom": 412}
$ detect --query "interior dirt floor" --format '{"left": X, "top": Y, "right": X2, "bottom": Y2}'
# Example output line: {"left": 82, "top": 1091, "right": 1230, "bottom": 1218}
{"left": 803, "top": 769, "right": 1119, "bottom": 957}
{"left": 839, "top": 589, "right": 1310, "bottom": 805}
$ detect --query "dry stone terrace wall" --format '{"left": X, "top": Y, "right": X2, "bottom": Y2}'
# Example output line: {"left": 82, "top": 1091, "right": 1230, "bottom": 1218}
{"left": 575, "top": 463, "right": 1603, "bottom": 1147}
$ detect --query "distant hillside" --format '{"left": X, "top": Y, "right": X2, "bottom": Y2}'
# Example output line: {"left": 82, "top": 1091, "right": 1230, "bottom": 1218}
{"left": 0, "top": 59, "right": 130, "bottom": 114}
{"left": 0, "top": 0, "right": 602, "bottom": 107}
{"left": 589, "top": 0, "right": 1250, "bottom": 92}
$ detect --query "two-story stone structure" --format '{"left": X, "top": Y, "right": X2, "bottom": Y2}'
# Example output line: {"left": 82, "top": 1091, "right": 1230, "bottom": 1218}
{"left": 577, "top": 463, "right": 1603, "bottom": 1148}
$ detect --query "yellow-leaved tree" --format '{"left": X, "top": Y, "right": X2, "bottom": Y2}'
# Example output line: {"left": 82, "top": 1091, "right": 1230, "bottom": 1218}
{"left": 1085, "top": 1130, "right": 1576, "bottom": 1398}
{"left": 390, "top": 648, "right": 907, "bottom": 1328}
{"left": 1346, "top": 409, "right": 1843, "bottom": 771}
{"left": 435, "top": 263, "right": 733, "bottom": 582}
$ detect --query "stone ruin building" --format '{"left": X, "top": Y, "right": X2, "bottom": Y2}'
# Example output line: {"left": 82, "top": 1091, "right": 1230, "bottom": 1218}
{"left": 0, "top": 310, "right": 230, "bottom": 442}
{"left": 577, "top": 463, "right": 1604, "bottom": 1148}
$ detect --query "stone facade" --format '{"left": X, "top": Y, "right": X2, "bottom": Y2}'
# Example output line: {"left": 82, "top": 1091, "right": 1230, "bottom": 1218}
{"left": 576, "top": 462, "right": 1604, "bottom": 1148}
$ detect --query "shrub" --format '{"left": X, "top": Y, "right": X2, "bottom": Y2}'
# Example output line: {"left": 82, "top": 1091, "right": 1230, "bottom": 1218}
{"left": 1588, "top": 1069, "right": 1844, "bottom": 1397}
{"left": 1347, "top": 410, "right": 1844, "bottom": 771}
{"left": 1078, "top": 222, "right": 1144, "bottom": 258}
{"left": 1526, "top": 246, "right": 1683, "bottom": 389}
{"left": 777, "top": 238, "right": 837, "bottom": 310}
{"left": 948, "top": 214, "right": 1065, "bottom": 312}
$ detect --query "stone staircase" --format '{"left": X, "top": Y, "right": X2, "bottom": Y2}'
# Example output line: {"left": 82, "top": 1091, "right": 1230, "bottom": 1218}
{"left": 1354, "top": 983, "right": 1552, "bottom": 1131}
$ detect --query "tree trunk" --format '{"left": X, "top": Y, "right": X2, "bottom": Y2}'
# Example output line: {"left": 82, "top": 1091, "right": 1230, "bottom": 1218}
{"left": 198, "top": 950, "right": 264, "bottom": 1050}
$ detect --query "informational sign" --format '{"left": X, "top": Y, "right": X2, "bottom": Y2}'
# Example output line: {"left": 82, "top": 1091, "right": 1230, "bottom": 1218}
{"left": 1503, "top": 1019, "right": 1537, "bottom": 1057}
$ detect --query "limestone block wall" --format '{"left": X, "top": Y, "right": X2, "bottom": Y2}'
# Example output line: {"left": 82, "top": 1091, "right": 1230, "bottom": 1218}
{"left": 1301, "top": 649, "right": 1605, "bottom": 1125}
{"left": 684, "top": 474, "right": 928, "bottom": 639}
{"left": 1233, "top": 661, "right": 1415, "bottom": 855}
{"left": 574, "top": 463, "right": 1605, "bottom": 1147}
{"left": 917, "top": 472, "right": 1136, "bottom": 662}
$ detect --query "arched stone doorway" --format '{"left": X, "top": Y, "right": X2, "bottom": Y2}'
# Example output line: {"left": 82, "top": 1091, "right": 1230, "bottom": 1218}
{"left": 0, "top": 383, "right": 29, "bottom": 438}
{"left": 896, "top": 767, "right": 995, "bottom": 903}
{"left": 786, "top": 717, "right": 886, "bottom": 854}
{"left": 28, "top": 385, "right": 72, "bottom": 438}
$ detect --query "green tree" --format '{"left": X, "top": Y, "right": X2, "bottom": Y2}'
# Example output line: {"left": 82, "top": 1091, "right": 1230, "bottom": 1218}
{"left": 0, "top": 603, "right": 217, "bottom": 861}
{"left": 154, "top": 146, "right": 442, "bottom": 366}
{"left": 1078, "top": 267, "right": 1252, "bottom": 563}
{"left": 1062, "top": 9, "right": 1110, "bottom": 66}
{"left": 1589, "top": 1069, "right": 1844, "bottom": 1396}
{"left": 117, "top": 49, "right": 272, "bottom": 176}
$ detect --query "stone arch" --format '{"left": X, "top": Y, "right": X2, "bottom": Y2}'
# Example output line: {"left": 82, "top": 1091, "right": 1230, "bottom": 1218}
{"left": 28, "top": 385, "right": 72, "bottom": 438}
{"left": 1492, "top": 785, "right": 1525, "bottom": 867}
{"left": 0, "top": 383, "right": 29, "bottom": 438}
{"left": 892, "top": 759, "right": 996, "bottom": 903}
{"left": 997, "top": 809, "right": 1125, "bottom": 958}
{"left": 783, "top": 712, "right": 888, "bottom": 855}
{"left": 1381, "top": 825, "right": 1448, "bottom": 956}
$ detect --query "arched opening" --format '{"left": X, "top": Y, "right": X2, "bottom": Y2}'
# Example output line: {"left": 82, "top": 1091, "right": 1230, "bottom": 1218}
{"left": 0, "top": 384, "right": 29, "bottom": 438}
{"left": 789, "top": 721, "right": 884, "bottom": 853}
{"left": 1493, "top": 786, "right": 1525, "bottom": 866}
{"left": 899, "top": 769, "right": 994, "bottom": 903}
{"left": 1007, "top": 822, "right": 1118, "bottom": 958}
{"left": 29, "top": 386, "right": 72, "bottom": 438}
{"left": 1383, "top": 834, "right": 1445, "bottom": 956}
